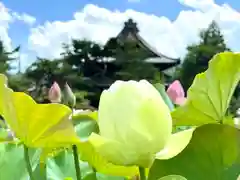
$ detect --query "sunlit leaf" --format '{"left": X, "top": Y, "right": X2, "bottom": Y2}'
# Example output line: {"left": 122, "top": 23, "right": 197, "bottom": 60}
{"left": 40, "top": 147, "right": 67, "bottom": 162}
{"left": 0, "top": 74, "right": 81, "bottom": 148}
{"left": 148, "top": 124, "right": 240, "bottom": 180}
{"left": 12, "top": 92, "right": 80, "bottom": 148}
{"left": 0, "top": 74, "right": 16, "bottom": 131}
{"left": 172, "top": 52, "right": 240, "bottom": 126}
{"left": 0, "top": 74, "right": 80, "bottom": 148}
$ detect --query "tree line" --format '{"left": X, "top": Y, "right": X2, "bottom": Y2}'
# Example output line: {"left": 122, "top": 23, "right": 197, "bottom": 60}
{"left": 1, "top": 21, "right": 239, "bottom": 112}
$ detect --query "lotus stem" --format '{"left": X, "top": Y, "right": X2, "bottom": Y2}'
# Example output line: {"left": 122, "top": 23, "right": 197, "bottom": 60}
{"left": 138, "top": 167, "right": 146, "bottom": 180}
{"left": 91, "top": 166, "right": 97, "bottom": 180}
{"left": 71, "top": 106, "right": 81, "bottom": 180}
{"left": 24, "top": 145, "right": 35, "bottom": 180}
{"left": 40, "top": 162, "right": 47, "bottom": 180}
{"left": 72, "top": 144, "right": 81, "bottom": 180}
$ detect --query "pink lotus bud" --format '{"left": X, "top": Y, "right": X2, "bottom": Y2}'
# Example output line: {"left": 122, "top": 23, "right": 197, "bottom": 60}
{"left": 167, "top": 80, "right": 186, "bottom": 106}
{"left": 48, "top": 81, "right": 62, "bottom": 103}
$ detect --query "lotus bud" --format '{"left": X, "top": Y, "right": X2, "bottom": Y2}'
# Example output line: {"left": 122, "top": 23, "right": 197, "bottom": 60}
{"left": 48, "top": 81, "right": 61, "bottom": 103}
{"left": 166, "top": 80, "right": 186, "bottom": 106}
{"left": 63, "top": 82, "right": 76, "bottom": 108}
{"left": 88, "top": 80, "right": 172, "bottom": 167}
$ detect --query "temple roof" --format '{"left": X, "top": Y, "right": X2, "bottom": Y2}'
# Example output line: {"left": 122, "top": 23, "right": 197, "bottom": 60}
{"left": 115, "top": 18, "right": 180, "bottom": 65}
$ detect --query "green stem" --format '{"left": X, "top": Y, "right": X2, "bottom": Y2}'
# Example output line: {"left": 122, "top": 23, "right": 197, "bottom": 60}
{"left": 138, "top": 167, "right": 146, "bottom": 180}
{"left": 40, "top": 162, "right": 47, "bottom": 180}
{"left": 92, "top": 167, "right": 97, "bottom": 180}
{"left": 72, "top": 144, "right": 81, "bottom": 180}
{"left": 24, "top": 145, "right": 35, "bottom": 180}
{"left": 71, "top": 107, "right": 81, "bottom": 180}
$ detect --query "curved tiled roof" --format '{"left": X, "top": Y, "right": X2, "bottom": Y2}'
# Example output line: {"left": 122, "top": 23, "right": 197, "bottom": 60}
{"left": 116, "top": 18, "right": 180, "bottom": 63}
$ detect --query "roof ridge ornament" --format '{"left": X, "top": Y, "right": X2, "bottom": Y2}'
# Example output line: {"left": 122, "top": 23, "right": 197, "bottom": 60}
{"left": 123, "top": 18, "right": 139, "bottom": 33}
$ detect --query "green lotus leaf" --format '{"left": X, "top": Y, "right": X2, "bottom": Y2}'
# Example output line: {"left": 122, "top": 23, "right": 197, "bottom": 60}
{"left": 172, "top": 52, "right": 240, "bottom": 126}
{"left": 46, "top": 151, "right": 91, "bottom": 180}
{"left": 72, "top": 110, "right": 98, "bottom": 125}
{"left": 0, "top": 143, "right": 41, "bottom": 180}
{"left": 36, "top": 149, "right": 94, "bottom": 180}
{"left": 148, "top": 124, "right": 240, "bottom": 180}
{"left": 0, "top": 74, "right": 80, "bottom": 148}
{"left": 13, "top": 92, "right": 80, "bottom": 148}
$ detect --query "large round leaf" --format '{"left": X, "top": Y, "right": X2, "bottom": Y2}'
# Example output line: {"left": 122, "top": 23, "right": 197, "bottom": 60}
{"left": 0, "top": 74, "right": 80, "bottom": 148}
{"left": 148, "top": 124, "right": 240, "bottom": 180}
{"left": 12, "top": 92, "right": 80, "bottom": 148}
{"left": 45, "top": 151, "right": 91, "bottom": 180}
{"left": 172, "top": 52, "right": 240, "bottom": 126}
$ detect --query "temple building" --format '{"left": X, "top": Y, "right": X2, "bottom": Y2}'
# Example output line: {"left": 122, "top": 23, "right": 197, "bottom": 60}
{"left": 114, "top": 18, "right": 180, "bottom": 70}
{"left": 93, "top": 18, "right": 181, "bottom": 87}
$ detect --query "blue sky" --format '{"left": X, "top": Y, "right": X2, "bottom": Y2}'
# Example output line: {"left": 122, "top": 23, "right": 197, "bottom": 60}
{"left": 3, "top": 0, "right": 192, "bottom": 49}
{"left": 3, "top": 0, "right": 191, "bottom": 22}
{"left": 2, "top": 0, "right": 240, "bottom": 22}
{"left": 0, "top": 0, "right": 240, "bottom": 71}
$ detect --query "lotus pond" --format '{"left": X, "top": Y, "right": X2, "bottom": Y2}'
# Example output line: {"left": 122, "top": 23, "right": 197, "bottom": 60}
{"left": 0, "top": 52, "right": 240, "bottom": 180}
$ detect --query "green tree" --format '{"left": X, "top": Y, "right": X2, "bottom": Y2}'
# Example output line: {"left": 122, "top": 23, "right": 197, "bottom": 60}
{"left": 0, "top": 40, "right": 20, "bottom": 73}
{"left": 177, "top": 21, "right": 230, "bottom": 91}
{"left": 8, "top": 73, "right": 31, "bottom": 92}
{"left": 59, "top": 40, "right": 109, "bottom": 108}
{"left": 104, "top": 38, "right": 159, "bottom": 81}
{"left": 25, "top": 57, "right": 61, "bottom": 103}
{"left": 0, "top": 40, "right": 27, "bottom": 92}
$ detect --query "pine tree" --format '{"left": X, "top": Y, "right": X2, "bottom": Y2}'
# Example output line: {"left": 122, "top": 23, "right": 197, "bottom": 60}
{"left": 0, "top": 40, "right": 20, "bottom": 73}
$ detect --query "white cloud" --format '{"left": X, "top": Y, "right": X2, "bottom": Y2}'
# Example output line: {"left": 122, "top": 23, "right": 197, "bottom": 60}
{"left": 12, "top": 12, "right": 36, "bottom": 26}
{"left": 179, "top": 0, "right": 217, "bottom": 10}
{"left": 0, "top": 2, "right": 14, "bottom": 51}
{"left": 27, "top": 0, "right": 240, "bottom": 61}
{"left": 0, "top": 2, "right": 37, "bottom": 73}
{"left": 0, "top": 2, "right": 36, "bottom": 52}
